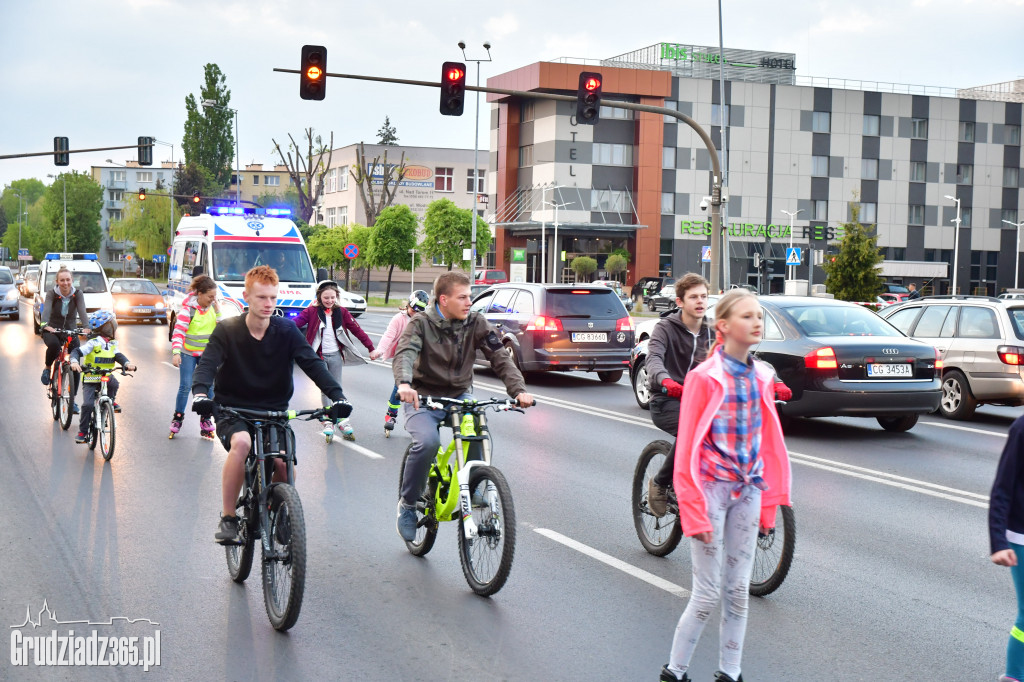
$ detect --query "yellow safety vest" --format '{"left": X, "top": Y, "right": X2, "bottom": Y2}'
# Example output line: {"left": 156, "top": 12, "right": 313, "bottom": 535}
{"left": 183, "top": 306, "right": 218, "bottom": 354}
{"left": 82, "top": 340, "right": 118, "bottom": 384}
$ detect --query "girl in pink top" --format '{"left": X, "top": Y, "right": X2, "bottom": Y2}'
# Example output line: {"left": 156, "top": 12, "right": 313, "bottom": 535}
{"left": 661, "top": 289, "right": 792, "bottom": 682}
{"left": 370, "top": 290, "right": 429, "bottom": 434}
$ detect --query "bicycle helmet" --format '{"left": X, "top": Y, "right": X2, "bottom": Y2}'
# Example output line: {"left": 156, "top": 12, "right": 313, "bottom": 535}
{"left": 408, "top": 290, "right": 429, "bottom": 313}
{"left": 89, "top": 309, "right": 117, "bottom": 337}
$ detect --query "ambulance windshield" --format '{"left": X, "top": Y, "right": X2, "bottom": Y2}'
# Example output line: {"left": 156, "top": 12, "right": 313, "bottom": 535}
{"left": 212, "top": 243, "right": 315, "bottom": 283}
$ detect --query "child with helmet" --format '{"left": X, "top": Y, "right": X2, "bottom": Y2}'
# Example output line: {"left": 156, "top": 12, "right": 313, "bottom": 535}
{"left": 370, "top": 290, "right": 429, "bottom": 435}
{"left": 69, "top": 310, "right": 137, "bottom": 444}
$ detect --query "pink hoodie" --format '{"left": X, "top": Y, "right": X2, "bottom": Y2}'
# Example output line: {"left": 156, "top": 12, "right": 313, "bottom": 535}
{"left": 378, "top": 310, "right": 412, "bottom": 360}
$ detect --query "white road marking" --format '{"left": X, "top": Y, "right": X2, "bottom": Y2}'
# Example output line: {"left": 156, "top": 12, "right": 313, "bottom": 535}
{"left": 917, "top": 420, "right": 1008, "bottom": 438}
{"left": 340, "top": 442, "right": 385, "bottom": 460}
{"left": 162, "top": 361, "right": 177, "bottom": 369}
{"left": 533, "top": 528, "right": 691, "bottom": 598}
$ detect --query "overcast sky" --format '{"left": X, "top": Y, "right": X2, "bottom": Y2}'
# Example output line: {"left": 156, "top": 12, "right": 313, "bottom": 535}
{"left": 2, "top": 0, "right": 1022, "bottom": 192}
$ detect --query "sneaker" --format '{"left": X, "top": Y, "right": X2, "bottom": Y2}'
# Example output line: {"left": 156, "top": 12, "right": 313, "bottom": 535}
{"left": 72, "top": 403, "right": 80, "bottom": 415}
{"left": 648, "top": 479, "right": 669, "bottom": 517}
{"left": 322, "top": 422, "right": 334, "bottom": 438}
{"left": 659, "top": 665, "right": 689, "bottom": 682}
{"left": 384, "top": 413, "right": 396, "bottom": 431}
{"left": 74, "top": 430, "right": 89, "bottom": 444}
{"left": 169, "top": 413, "right": 183, "bottom": 434}
{"left": 40, "top": 368, "right": 50, "bottom": 386}
{"left": 341, "top": 421, "right": 355, "bottom": 441}
{"left": 396, "top": 502, "right": 418, "bottom": 541}
{"left": 112, "top": 402, "right": 122, "bottom": 413}
{"left": 713, "top": 672, "right": 743, "bottom": 682}
{"left": 199, "top": 417, "right": 214, "bottom": 433}
{"left": 215, "top": 515, "right": 243, "bottom": 545}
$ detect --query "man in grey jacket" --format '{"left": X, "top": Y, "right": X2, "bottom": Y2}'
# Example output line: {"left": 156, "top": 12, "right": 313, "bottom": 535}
{"left": 646, "top": 273, "right": 714, "bottom": 517}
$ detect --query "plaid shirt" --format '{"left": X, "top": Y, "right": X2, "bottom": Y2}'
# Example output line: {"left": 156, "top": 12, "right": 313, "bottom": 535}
{"left": 699, "top": 347, "right": 767, "bottom": 497}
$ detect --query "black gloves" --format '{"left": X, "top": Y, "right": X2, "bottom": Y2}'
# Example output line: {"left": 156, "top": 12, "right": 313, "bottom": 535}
{"left": 329, "top": 400, "right": 353, "bottom": 421}
{"left": 192, "top": 397, "right": 216, "bottom": 417}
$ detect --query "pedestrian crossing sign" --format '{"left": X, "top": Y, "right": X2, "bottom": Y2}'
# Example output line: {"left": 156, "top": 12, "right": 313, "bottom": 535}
{"left": 701, "top": 246, "right": 711, "bottom": 263}
{"left": 786, "top": 247, "right": 802, "bottom": 266}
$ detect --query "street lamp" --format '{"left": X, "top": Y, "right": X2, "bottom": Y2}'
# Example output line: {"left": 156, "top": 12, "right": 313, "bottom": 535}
{"left": 543, "top": 197, "right": 570, "bottom": 283}
{"left": 780, "top": 208, "right": 803, "bottom": 283}
{"left": 944, "top": 195, "right": 962, "bottom": 295}
{"left": 201, "top": 99, "right": 240, "bottom": 205}
{"left": 7, "top": 188, "right": 23, "bottom": 252}
{"left": 1004, "top": 219, "right": 1024, "bottom": 288}
{"left": 458, "top": 40, "right": 492, "bottom": 276}
{"left": 47, "top": 174, "right": 67, "bottom": 251}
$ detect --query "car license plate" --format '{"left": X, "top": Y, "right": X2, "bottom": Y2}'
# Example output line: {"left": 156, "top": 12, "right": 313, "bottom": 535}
{"left": 132, "top": 307, "right": 149, "bottom": 313}
{"left": 867, "top": 363, "right": 912, "bottom": 377}
{"left": 571, "top": 332, "right": 607, "bottom": 343}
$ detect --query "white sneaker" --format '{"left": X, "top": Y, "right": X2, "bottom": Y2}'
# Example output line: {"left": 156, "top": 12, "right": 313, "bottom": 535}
{"left": 322, "top": 423, "right": 334, "bottom": 438}
{"left": 341, "top": 421, "right": 355, "bottom": 441}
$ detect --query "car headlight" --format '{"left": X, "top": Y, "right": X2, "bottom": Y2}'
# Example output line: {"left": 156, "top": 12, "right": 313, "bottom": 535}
{"left": 155, "top": 301, "right": 165, "bottom": 309}
{"left": 115, "top": 300, "right": 130, "bottom": 311}
{"left": 6, "top": 289, "right": 18, "bottom": 300}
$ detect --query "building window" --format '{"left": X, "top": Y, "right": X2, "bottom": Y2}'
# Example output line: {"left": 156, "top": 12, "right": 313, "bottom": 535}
{"left": 326, "top": 207, "right": 336, "bottom": 227}
{"left": 956, "top": 164, "right": 973, "bottom": 185}
{"left": 265, "top": 175, "right": 280, "bottom": 186}
{"left": 911, "top": 118, "right": 928, "bottom": 139}
{"left": 109, "top": 189, "right": 123, "bottom": 201}
{"left": 434, "top": 167, "right": 454, "bottom": 192}
{"left": 662, "top": 147, "right": 676, "bottom": 169}
{"left": 109, "top": 209, "right": 122, "bottom": 222}
{"left": 339, "top": 166, "right": 348, "bottom": 190}
{"left": 110, "top": 170, "right": 126, "bottom": 182}
{"left": 662, "top": 100, "right": 677, "bottom": 124}
{"left": 961, "top": 207, "right": 972, "bottom": 228}
{"left": 910, "top": 161, "right": 926, "bottom": 183}
{"left": 859, "top": 202, "right": 877, "bottom": 224}
{"left": 711, "top": 104, "right": 730, "bottom": 126}
{"left": 137, "top": 171, "right": 153, "bottom": 183}
{"left": 909, "top": 204, "right": 925, "bottom": 225}
{"left": 861, "top": 158, "right": 878, "bottom": 180}
{"left": 599, "top": 104, "right": 633, "bottom": 120}
{"left": 1009, "top": 125, "right": 1022, "bottom": 145}
{"left": 521, "top": 100, "right": 535, "bottom": 122}
{"left": 592, "top": 143, "right": 633, "bottom": 166}
{"left": 1004, "top": 209, "right": 1019, "bottom": 225}
{"left": 812, "top": 111, "right": 831, "bottom": 133}
{"left": 811, "top": 199, "right": 827, "bottom": 221}
{"left": 863, "top": 114, "right": 880, "bottom": 136}
{"left": 661, "top": 192, "right": 675, "bottom": 215}
{"left": 1005, "top": 167, "right": 1020, "bottom": 188}
{"left": 591, "top": 189, "right": 629, "bottom": 213}
{"left": 327, "top": 168, "right": 337, "bottom": 192}
{"left": 518, "top": 145, "right": 533, "bottom": 168}
{"left": 339, "top": 206, "right": 348, "bottom": 225}
{"left": 959, "top": 121, "right": 975, "bottom": 143}
{"left": 811, "top": 156, "right": 828, "bottom": 177}
{"left": 252, "top": 175, "right": 259, "bottom": 185}
{"left": 231, "top": 174, "right": 240, "bottom": 186}
{"left": 466, "top": 169, "right": 485, "bottom": 193}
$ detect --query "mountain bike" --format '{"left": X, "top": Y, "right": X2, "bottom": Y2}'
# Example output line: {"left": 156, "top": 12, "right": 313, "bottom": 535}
{"left": 399, "top": 396, "right": 531, "bottom": 596}
{"left": 80, "top": 366, "right": 133, "bottom": 462}
{"left": 218, "top": 404, "right": 329, "bottom": 631}
{"left": 631, "top": 439, "right": 796, "bottom": 597}
{"left": 46, "top": 328, "right": 84, "bottom": 431}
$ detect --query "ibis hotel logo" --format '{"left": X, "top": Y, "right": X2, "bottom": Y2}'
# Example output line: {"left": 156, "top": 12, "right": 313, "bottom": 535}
{"left": 660, "top": 43, "right": 795, "bottom": 70}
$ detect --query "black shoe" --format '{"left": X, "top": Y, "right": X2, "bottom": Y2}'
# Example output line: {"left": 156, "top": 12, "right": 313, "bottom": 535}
{"left": 659, "top": 665, "right": 689, "bottom": 682}
{"left": 74, "top": 430, "right": 90, "bottom": 444}
{"left": 215, "top": 515, "right": 243, "bottom": 545}
{"left": 713, "top": 672, "right": 742, "bottom": 682}
{"left": 41, "top": 368, "right": 50, "bottom": 386}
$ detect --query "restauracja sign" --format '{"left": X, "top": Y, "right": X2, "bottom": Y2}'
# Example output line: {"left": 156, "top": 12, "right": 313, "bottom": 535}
{"left": 680, "top": 219, "right": 843, "bottom": 241}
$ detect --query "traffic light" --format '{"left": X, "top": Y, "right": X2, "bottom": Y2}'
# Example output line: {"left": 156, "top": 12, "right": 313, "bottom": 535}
{"left": 138, "top": 136, "right": 153, "bottom": 166}
{"left": 576, "top": 72, "right": 603, "bottom": 125}
{"left": 53, "top": 137, "right": 69, "bottom": 166}
{"left": 192, "top": 191, "right": 201, "bottom": 204}
{"left": 439, "top": 61, "right": 466, "bottom": 116}
{"left": 300, "top": 45, "right": 327, "bottom": 100}
{"left": 138, "top": 188, "right": 146, "bottom": 201}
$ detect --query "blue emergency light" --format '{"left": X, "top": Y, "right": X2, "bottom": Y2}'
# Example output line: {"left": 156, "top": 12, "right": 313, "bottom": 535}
{"left": 44, "top": 253, "right": 98, "bottom": 260}
{"left": 265, "top": 208, "right": 292, "bottom": 216}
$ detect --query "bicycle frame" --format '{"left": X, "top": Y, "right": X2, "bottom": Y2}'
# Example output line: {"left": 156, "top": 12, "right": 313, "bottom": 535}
{"left": 429, "top": 406, "right": 493, "bottom": 539}
{"left": 244, "top": 417, "right": 297, "bottom": 559}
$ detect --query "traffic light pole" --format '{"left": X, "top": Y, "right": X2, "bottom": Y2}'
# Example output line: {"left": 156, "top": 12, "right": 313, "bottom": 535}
{"left": 273, "top": 66, "right": 726, "bottom": 292}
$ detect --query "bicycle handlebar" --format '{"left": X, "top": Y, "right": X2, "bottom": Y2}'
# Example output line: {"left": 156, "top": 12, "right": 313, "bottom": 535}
{"left": 215, "top": 404, "right": 331, "bottom": 422}
{"left": 419, "top": 395, "right": 536, "bottom": 412}
{"left": 77, "top": 366, "right": 134, "bottom": 377}
{"left": 48, "top": 327, "right": 87, "bottom": 338}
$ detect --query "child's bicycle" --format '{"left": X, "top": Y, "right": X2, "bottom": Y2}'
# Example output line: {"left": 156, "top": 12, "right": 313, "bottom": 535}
{"left": 399, "top": 395, "right": 532, "bottom": 596}
{"left": 80, "top": 366, "right": 133, "bottom": 461}
{"left": 217, "top": 403, "right": 331, "bottom": 631}
{"left": 631, "top": 439, "right": 796, "bottom": 596}
{"left": 46, "top": 327, "right": 85, "bottom": 431}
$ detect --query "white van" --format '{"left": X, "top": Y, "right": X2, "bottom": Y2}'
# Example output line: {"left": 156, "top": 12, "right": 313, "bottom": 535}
{"left": 166, "top": 207, "right": 328, "bottom": 329}
{"left": 32, "top": 253, "right": 114, "bottom": 334}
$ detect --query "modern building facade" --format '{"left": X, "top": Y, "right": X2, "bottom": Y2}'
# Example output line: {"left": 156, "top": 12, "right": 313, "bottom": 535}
{"left": 485, "top": 42, "right": 1023, "bottom": 295}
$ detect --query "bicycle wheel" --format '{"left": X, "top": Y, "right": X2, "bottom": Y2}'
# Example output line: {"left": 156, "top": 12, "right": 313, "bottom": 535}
{"left": 631, "top": 440, "right": 683, "bottom": 557}
{"left": 226, "top": 494, "right": 256, "bottom": 583}
{"left": 262, "top": 483, "right": 306, "bottom": 631}
{"left": 749, "top": 504, "right": 796, "bottom": 597}
{"left": 58, "top": 365, "right": 74, "bottom": 431}
{"left": 399, "top": 444, "right": 438, "bottom": 556}
{"left": 98, "top": 401, "right": 115, "bottom": 461}
{"left": 457, "top": 465, "right": 516, "bottom": 596}
{"left": 50, "top": 372, "right": 59, "bottom": 421}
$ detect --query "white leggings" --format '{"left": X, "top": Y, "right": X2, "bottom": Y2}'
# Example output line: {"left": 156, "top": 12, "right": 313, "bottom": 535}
{"left": 668, "top": 480, "right": 762, "bottom": 679}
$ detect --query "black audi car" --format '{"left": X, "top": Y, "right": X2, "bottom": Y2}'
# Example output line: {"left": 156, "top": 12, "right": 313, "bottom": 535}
{"left": 629, "top": 296, "right": 942, "bottom": 432}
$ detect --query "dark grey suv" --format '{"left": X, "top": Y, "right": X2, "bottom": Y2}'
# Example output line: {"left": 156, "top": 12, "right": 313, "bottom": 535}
{"left": 470, "top": 283, "right": 635, "bottom": 382}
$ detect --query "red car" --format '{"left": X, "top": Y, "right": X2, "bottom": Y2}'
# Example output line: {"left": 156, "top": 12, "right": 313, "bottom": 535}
{"left": 475, "top": 269, "right": 508, "bottom": 285}
{"left": 879, "top": 293, "right": 909, "bottom": 304}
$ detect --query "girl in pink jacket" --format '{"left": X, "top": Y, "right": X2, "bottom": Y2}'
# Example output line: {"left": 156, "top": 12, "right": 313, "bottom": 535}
{"left": 661, "top": 288, "right": 792, "bottom": 682}
{"left": 370, "top": 290, "right": 429, "bottom": 434}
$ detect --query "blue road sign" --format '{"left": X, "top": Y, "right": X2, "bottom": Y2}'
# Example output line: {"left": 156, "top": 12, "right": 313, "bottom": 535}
{"left": 18, "top": 249, "right": 29, "bottom": 256}
{"left": 151, "top": 255, "right": 166, "bottom": 263}
{"left": 701, "top": 245, "right": 711, "bottom": 263}
{"left": 786, "top": 247, "right": 802, "bottom": 266}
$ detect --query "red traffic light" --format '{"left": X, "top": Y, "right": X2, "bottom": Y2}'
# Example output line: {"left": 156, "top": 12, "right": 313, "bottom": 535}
{"left": 446, "top": 66, "right": 465, "bottom": 82}
{"left": 138, "top": 189, "right": 146, "bottom": 201}
{"left": 584, "top": 77, "right": 601, "bottom": 91}
{"left": 192, "top": 191, "right": 201, "bottom": 204}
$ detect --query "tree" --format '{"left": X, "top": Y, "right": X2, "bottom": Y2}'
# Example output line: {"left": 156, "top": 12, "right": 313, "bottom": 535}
{"left": 377, "top": 116, "right": 399, "bottom": 145}
{"left": 173, "top": 162, "right": 221, "bottom": 213}
{"left": 2, "top": 180, "right": 45, "bottom": 238}
{"left": 253, "top": 188, "right": 301, "bottom": 215}
{"left": 821, "top": 203, "right": 884, "bottom": 301}
{"left": 109, "top": 192, "right": 178, "bottom": 261}
{"left": 605, "top": 253, "right": 628, "bottom": 282}
{"left": 307, "top": 224, "right": 350, "bottom": 277}
{"left": 182, "top": 64, "right": 235, "bottom": 188}
{"left": 272, "top": 129, "right": 333, "bottom": 223}
{"left": 421, "top": 198, "right": 492, "bottom": 271}
{"left": 350, "top": 142, "right": 407, "bottom": 229}
{"left": 39, "top": 172, "right": 104, "bottom": 253}
{"left": 369, "top": 205, "right": 420, "bottom": 303}
{"left": 571, "top": 256, "right": 598, "bottom": 282}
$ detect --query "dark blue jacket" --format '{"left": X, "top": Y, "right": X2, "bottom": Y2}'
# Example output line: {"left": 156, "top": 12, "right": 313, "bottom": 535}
{"left": 989, "top": 415, "right": 1024, "bottom": 553}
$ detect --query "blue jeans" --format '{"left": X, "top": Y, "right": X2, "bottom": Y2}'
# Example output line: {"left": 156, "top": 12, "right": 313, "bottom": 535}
{"left": 399, "top": 392, "right": 472, "bottom": 506}
{"left": 1007, "top": 541, "right": 1024, "bottom": 679}
{"left": 174, "top": 353, "right": 212, "bottom": 415}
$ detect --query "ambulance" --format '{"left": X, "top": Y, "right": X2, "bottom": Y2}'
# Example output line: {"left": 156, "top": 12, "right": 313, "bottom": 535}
{"left": 165, "top": 206, "right": 333, "bottom": 330}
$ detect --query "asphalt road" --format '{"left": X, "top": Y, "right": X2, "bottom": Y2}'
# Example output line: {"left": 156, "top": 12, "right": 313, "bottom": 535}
{"left": 0, "top": 298, "right": 1018, "bottom": 680}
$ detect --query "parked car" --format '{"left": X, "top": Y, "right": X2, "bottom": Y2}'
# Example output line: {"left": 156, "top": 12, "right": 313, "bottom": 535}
{"left": 882, "top": 283, "right": 911, "bottom": 296}
{"left": 470, "top": 284, "right": 491, "bottom": 301}
{"left": 109, "top": 278, "right": 168, "bottom": 323}
{"left": 645, "top": 284, "right": 679, "bottom": 312}
{"left": 20, "top": 266, "right": 39, "bottom": 297}
{"left": 630, "top": 295, "right": 941, "bottom": 431}
{"left": 592, "top": 279, "right": 634, "bottom": 312}
{"left": 632, "top": 276, "right": 669, "bottom": 307}
{"left": 335, "top": 285, "right": 367, "bottom": 317}
{"left": 879, "top": 293, "right": 908, "bottom": 304}
{"left": 0, "top": 266, "right": 20, "bottom": 320}
{"left": 878, "top": 295, "right": 1024, "bottom": 419}
{"left": 998, "top": 291, "right": 1024, "bottom": 301}
{"left": 474, "top": 269, "right": 508, "bottom": 285}
{"left": 470, "top": 283, "right": 634, "bottom": 382}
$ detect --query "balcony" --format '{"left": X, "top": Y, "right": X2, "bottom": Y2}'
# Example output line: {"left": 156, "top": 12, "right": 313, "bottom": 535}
{"left": 106, "top": 179, "right": 127, "bottom": 190}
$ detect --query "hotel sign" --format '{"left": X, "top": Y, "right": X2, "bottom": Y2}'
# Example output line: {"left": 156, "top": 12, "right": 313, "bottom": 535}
{"left": 679, "top": 219, "right": 843, "bottom": 242}
{"left": 659, "top": 43, "right": 796, "bottom": 71}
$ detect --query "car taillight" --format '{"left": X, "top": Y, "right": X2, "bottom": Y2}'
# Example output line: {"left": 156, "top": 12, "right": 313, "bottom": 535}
{"left": 526, "top": 315, "right": 563, "bottom": 331}
{"left": 998, "top": 345, "right": 1024, "bottom": 365}
{"left": 616, "top": 317, "right": 634, "bottom": 332}
{"left": 804, "top": 346, "right": 838, "bottom": 370}
{"left": 934, "top": 347, "right": 944, "bottom": 370}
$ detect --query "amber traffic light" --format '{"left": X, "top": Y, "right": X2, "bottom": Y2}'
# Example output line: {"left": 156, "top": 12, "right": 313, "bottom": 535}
{"left": 138, "top": 188, "right": 146, "bottom": 201}
{"left": 300, "top": 45, "right": 327, "bottom": 100}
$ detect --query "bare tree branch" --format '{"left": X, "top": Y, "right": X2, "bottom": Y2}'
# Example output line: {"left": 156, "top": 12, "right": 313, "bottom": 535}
{"left": 272, "top": 128, "right": 333, "bottom": 223}
{"left": 351, "top": 142, "right": 408, "bottom": 228}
